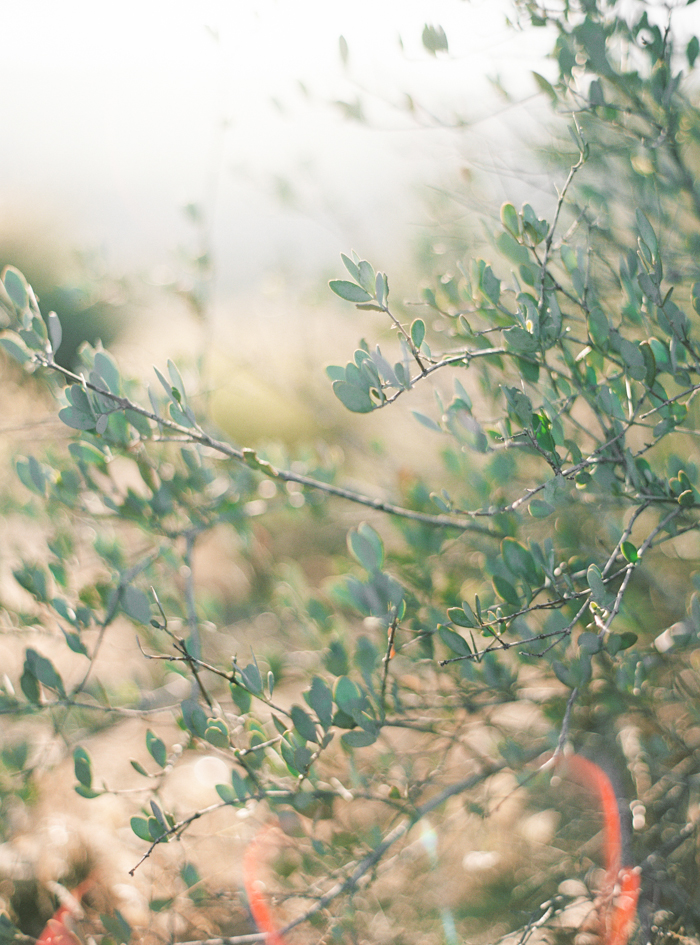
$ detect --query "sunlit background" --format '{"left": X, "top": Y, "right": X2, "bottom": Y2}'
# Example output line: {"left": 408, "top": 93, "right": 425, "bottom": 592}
{"left": 0, "top": 1, "right": 554, "bottom": 307}
{"left": 3, "top": 1, "right": 697, "bottom": 439}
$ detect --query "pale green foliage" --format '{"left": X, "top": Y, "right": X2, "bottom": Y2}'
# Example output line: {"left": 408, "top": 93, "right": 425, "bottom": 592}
{"left": 1, "top": 2, "right": 700, "bottom": 941}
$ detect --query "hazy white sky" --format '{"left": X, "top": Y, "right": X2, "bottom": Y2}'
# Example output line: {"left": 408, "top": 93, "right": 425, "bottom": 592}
{"left": 0, "top": 1, "right": 555, "bottom": 295}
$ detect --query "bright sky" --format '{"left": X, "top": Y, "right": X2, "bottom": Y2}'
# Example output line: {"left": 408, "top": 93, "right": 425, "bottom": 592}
{"left": 0, "top": 1, "right": 555, "bottom": 296}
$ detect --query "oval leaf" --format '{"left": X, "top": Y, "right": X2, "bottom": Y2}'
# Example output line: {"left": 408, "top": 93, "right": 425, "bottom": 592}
{"left": 329, "top": 280, "right": 372, "bottom": 303}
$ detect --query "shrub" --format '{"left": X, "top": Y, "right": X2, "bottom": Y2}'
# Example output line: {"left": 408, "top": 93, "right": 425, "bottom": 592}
{"left": 1, "top": 1, "right": 699, "bottom": 941}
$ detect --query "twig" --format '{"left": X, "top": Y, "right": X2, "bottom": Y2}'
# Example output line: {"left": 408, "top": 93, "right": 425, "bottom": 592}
{"left": 30, "top": 353, "right": 500, "bottom": 536}
{"left": 71, "top": 547, "right": 162, "bottom": 699}
{"left": 380, "top": 610, "right": 399, "bottom": 711}
{"left": 274, "top": 762, "right": 510, "bottom": 938}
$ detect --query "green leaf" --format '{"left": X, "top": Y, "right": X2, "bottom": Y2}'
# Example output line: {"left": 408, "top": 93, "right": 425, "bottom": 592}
{"left": 348, "top": 523, "right": 384, "bottom": 572}
{"left": 20, "top": 668, "right": 40, "bottom": 704}
{"left": 240, "top": 661, "right": 263, "bottom": 694}
{"left": 447, "top": 601, "right": 478, "bottom": 628}
{"left": 481, "top": 266, "right": 501, "bottom": 304}
{"left": 154, "top": 365, "right": 177, "bottom": 404}
{"left": 578, "top": 632, "right": 602, "bottom": 654}
{"left": 73, "top": 746, "right": 93, "bottom": 787}
{"left": 94, "top": 350, "right": 121, "bottom": 394}
{"left": 101, "top": 910, "right": 131, "bottom": 945}
{"left": 354, "top": 635, "right": 378, "bottom": 681}
{"left": 500, "top": 203, "right": 520, "bottom": 237}
{"left": 181, "top": 702, "right": 208, "bottom": 737}
{"left": 503, "top": 326, "right": 539, "bottom": 355}
{"left": 168, "top": 402, "right": 196, "bottom": 427}
{"left": 146, "top": 730, "right": 167, "bottom": 767}
{"left": 586, "top": 564, "right": 607, "bottom": 605}
{"left": 493, "top": 574, "right": 520, "bottom": 607}
{"left": 230, "top": 684, "right": 251, "bottom": 714}
{"left": 75, "top": 784, "right": 102, "bottom": 799}
{"left": 205, "top": 719, "right": 230, "bottom": 748}
{"left": 606, "top": 631, "right": 638, "bottom": 655}
{"left": 326, "top": 364, "right": 345, "bottom": 382}
{"left": 167, "top": 359, "right": 186, "bottom": 403}
{"left": 131, "top": 816, "right": 152, "bottom": 842}
{"left": 342, "top": 728, "right": 378, "bottom": 748}
{"left": 532, "top": 71, "right": 557, "bottom": 102}
{"left": 0, "top": 333, "right": 31, "bottom": 364}
{"left": 411, "top": 318, "right": 426, "bottom": 348}
{"left": 24, "top": 648, "right": 64, "bottom": 695}
{"left": 529, "top": 499, "right": 555, "bottom": 518}
{"left": 121, "top": 585, "right": 151, "bottom": 625}
{"left": 341, "top": 253, "right": 360, "bottom": 282}
{"left": 502, "top": 387, "right": 533, "bottom": 426}
{"left": 291, "top": 704, "right": 318, "bottom": 743}
{"left": 147, "top": 815, "right": 167, "bottom": 840}
{"left": 333, "top": 380, "right": 374, "bottom": 413}
{"left": 329, "top": 280, "right": 373, "bottom": 303}
{"left": 58, "top": 406, "right": 96, "bottom": 431}
{"left": 216, "top": 782, "right": 237, "bottom": 805}
{"left": 375, "top": 271, "right": 388, "bottom": 306}
{"left": 621, "top": 541, "right": 638, "bottom": 563}
{"left": 501, "top": 538, "right": 539, "bottom": 584}
{"left": 357, "top": 260, "right": 376, "bottom": 294}
{"left": 334, "top": 676, "right": 363, "bottom": 715}
{"left": 438, "top": 626, "right": 471, "bottom": 657}
{"left": 304, "top": 677, "right": 334, "bottom": 730}
{"left": 28, "top": 456, "right": 47, "bottom": 494}
{"left": 325, "top": 640, "right": 349, "bottom": 677}
{"left": 47, "top": 312, "right": 62, "bottom": 354}
{"left": 126, "top": 409, "right": 152, "bottom": 437}
{"left": 422, "top": 23, "right": 448, "bottom": 55}
{"left": 588, "top": 307, "right": 609, "bottom": 347}
{"left": 497, "top": 231, "right": 529, "bottom": 266}
{"left": 552, "top": 660, "right": 576, "bottom": 688}
{"left": 589, "top": 78, "right": 605, "bottom": 106}
{"left": 231, "top": 769, "right": 249, "bottom": 801}
{"left": 575, "top": 16, "right": 612, "bottom": 76}
{"left": 68, "top": 442, "right": 108, "bottom": 467}
{"left": 62, "top": 627, "right": 89, "bottom": 656}
{"left": 2, "top": 266, "right": 28, "bottom": 310}
{"left": 15, "top": 563, "right": 49, "bottom": 601}
{"left": 412, "top": 410, "right": 442, "bottom": 432}
{"left": 618, "top": 338, "right": 646, "bottom": 380}
{"left": 292, "top": 745, "right": 312, "bottom": 772}
{"left": 636, "top": 209, "right": 658, "bottom": 255}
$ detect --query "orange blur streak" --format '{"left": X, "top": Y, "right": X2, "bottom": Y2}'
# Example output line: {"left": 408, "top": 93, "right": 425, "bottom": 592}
{"left": 559, "top": 754, "right": 641, "bottom": 945}
{"left": 241, "top": 755, "right": 641, "bottom": 945}
{"left": 36, "top": 878, "right": 93, "bottom": 945}
{"left": 563, "top": 754, "right": 623, "bottom": 881}
{"left": 243, "top": 823, "right": 287, "bottom": 945}
{"left": 606, "top": 867, "right": 641, "bottom": 945}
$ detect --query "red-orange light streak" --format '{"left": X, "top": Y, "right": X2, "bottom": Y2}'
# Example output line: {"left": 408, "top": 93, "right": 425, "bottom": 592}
{"left": 560, "top": 754, "right": 641, "bottom": 945}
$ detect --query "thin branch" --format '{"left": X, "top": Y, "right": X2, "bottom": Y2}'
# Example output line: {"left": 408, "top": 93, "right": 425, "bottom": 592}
{"left": 598, "top": 506, "right": 684, "bottom": 640}
{"left": 70, "top": 547, "right": 162, "bottom": 699}
{"left": 380, "top": 301, "right": 427, "bottom": 372}
{"left": 273, "top": 761, "right": 510, "bottom": 939}
{"left": 380, "top": 610, "right": 399, "bottom": 711}
{"left": 128, "top": 801, "right": 227, "bottom": 876}
{"left": 32, "top": 353, "right": 501, "bottom": 536}
{"left": 439, "top": 596, "right": 591, "bottom": 666}
{"left": 138, "top": 637, "right": 292, "bottom": 719}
